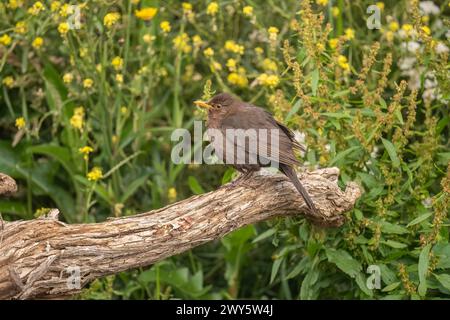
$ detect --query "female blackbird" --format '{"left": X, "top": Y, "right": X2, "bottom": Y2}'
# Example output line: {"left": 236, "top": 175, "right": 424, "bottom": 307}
{"left": 194, "top": 92, "right": 317, "bottom": 213}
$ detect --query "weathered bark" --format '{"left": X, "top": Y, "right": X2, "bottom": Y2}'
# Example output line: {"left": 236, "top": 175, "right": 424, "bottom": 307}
{"left": 0, "top": 168, "right": 360, "bottom": 299}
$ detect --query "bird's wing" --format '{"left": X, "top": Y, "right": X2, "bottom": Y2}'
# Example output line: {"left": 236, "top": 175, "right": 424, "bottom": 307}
{"left": 219, "top": 105, "right": 300, "bottom": 167}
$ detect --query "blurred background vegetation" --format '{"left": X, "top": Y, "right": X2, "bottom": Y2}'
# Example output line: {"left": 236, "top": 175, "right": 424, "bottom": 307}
{"left": 0, "top": 0, "right": 449, "bottom": 299}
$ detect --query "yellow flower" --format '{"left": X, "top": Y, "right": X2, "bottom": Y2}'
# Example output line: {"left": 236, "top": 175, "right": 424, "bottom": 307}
{"left": 7, "top": 0, "right": 24, "bottom": 9}
{"left": 337, "top": 55, "right": 350, "bottom": 71}
{"left": 376, "top": 2, "right": 384, "bottom": 10}
{"left": 15, "top": 117, "right": 25, "bottom": 129}
{"left": 50, "top": 1, "right": 61, "bottom": 12}
{"left": 70, "top": 113, "right": 83, "bottom": 130}
{"left": 142, "top": 34, "right": 155, "bottom": 43}
{"left": 268, "top": 26, "right": 279, "bottom": 35}
{"left": 2, "top": 76, "right": 14, "bottom": 88}
{"left": 160, "top": 21, "right": 171, "bottom": 33}
{"left": 135, "top": 7, "right": 158, "bottom": 21}
{"left": 316, "top": 0, "right": 328, "bottom": 6}
{"left": 329, "top": 38, "right": 339, "bottom": 49}
{"left": 332, "top": 6, "right": 340, "bottom": 17}
{"left": 59, "top": 3, "right": 74, "bottom": 17}
{"left": 344, "top": 28, "right": 355, "bottom": 40}
{"left": 389, "top": 21, "right": 399, "bottom": 32}
{"left": 268, "top": 27, "right": 279, "bottom": 42}
{"left": 206, "top": 2, "right": 219, "bottom": 16}
{"left": 255, "top": 47, "right": 264, "bottom": 55}
{"left": 421, "top": 15, "right": 429, "bottom": 24}
{"left": 0, "top": 34, "right": 12, "bottom": 46}
{"left": 74, "top": 106, "right": 85, "bottom": 116}
{"left": 402, "top": 24, "right": 413, "bottom": 36}
{"left": 111, "top": 56, "right": 123, "bottom": 70}
{"left": 421, "top": 26, "right": 431, "bottom": 36}
{"left": 58, "top": 22, "right": 70, "bottom": 35}
{"left": 15, "top": 21, "right": 27, "bottom": 34}
{"left": 210, "top": 61, "right": 222, "bottom": 71}
{"left": 182, "top": 2, "right": 192, "bottom": 14}
{"left": 167, "top": 187, "right": 177, "bottom": 202}
{"left": 192, "top": 35, "right": 203, "bottom": 47}
{"left": 257, "top": 73, "right": 279, "bottom": 88}
{"left": 32, "top": 37, "right": 44, "bottom": 49}
{"left": 242, "top": 6, "right": 253, "bottom": 17}
{"left": 120, "top": 106, "right": 128, "bottom": 114}
{"left": 203, "top": 47, "right": 214, "bottom": 57}
{"left": 173, "top": 33, "right": 192, "bottom": 53}
{"left": 104, "top": 12, "right": 121, "bottom": 28}
{"left": 28, "top": 1, "right": 45, "bottom": 15}
{"left": 262, "top": 58, "right": 277, "bottom": 71}
{"left": 224, "top": 40, "right": 244, "bottom": 55}
{"left": 63, "top": 73, "right": 73, "bottom": 84}
{"left": 385, "top": 31, "right": 394, "bottom": 42}
{"left": 83, "top": 78, "right": 93, "bottom": 88}
{"left": 79, "top": 146, "right": 93, "bottom": 160}
{"left": 87, "top": 167, "right": 103, "bottom": 181}
{"left": 226, "top": 58, "right": 237, "bottom": 72}
{"left": 115, "top": 74, "right": 123, "bottom": 83}
{"left": 227, "top": 72, "right": 248, "bottom": 88}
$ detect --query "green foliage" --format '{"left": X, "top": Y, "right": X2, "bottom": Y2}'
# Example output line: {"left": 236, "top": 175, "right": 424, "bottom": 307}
{"left": 0, "top": 0, "right": 449, "bottom": 300}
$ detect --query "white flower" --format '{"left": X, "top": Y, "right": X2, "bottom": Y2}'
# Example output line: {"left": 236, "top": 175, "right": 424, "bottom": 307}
{"left": 436, "top": 42, "right": 449, "bottom": 54}
{"left": 419, "top": 1, "right": 440, "bottom": 15}
{"left": 398, "top": 57, "right": 416, "bottom": 70}
{"left": 422, "top": 88, "right": 437, "bottom": 102}
{"left": 403, "top": 69, "right": 421, "bottom": 90}
{"left": 422, "top": 197, "right": 433, "bottom": 208}
{"left": 424, "top": 72, "right": 437, "bottom": 89}
{"left": 402, "top": 41, "right": 421, "bottom": 53}
{"left": 370, "top": 146, "right": 379, "bottom": 159}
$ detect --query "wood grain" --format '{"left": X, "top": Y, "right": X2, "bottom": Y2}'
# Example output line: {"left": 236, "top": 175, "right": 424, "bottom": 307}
{"left": 0, "top": 168, "right": 360, "bottom": 299}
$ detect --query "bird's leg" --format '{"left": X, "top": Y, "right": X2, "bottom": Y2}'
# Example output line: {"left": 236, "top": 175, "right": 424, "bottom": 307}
{"left": 228, "top": 170, "right": 256, "bottom": 189}
{"left": 237, "top": 170, "right": 258, "bottom": 189}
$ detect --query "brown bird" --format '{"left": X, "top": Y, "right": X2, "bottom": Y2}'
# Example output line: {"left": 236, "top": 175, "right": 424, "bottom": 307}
{"left": 194, "top": 92, "right": 318, "bottom": 213}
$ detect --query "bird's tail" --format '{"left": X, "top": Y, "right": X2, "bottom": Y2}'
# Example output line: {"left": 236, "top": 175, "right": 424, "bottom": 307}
{"left": 280, "top": 164, "right": 318, "bottom": 213}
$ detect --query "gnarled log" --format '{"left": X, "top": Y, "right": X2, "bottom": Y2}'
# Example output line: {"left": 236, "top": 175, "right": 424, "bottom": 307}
{"left": 0, "top": 168, "right": 361, "bottom": 299}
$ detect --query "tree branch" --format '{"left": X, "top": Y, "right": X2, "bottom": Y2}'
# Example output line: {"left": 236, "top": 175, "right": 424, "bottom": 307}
{"left": 0, "top": 168, "right": 360, "bottom": 299}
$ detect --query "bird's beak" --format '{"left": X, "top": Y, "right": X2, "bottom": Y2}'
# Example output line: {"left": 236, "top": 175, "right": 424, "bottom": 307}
{"left": 194, "top": 100, "right": 212, "bottom": 110}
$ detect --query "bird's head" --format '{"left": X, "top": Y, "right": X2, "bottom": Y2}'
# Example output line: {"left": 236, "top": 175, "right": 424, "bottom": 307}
{"left": 194, "top": 93, "right": 238, "bottom": 116}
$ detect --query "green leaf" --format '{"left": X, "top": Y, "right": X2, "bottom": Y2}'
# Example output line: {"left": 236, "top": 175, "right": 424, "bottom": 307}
{"left": 0, "top": 200, "right": 27, "bottom": 217}
{"left": 285, "top": 99, "right": 302, "bottom": 122}
{"left": 381, "top": 138, "right": 400, "bottom": 168}
{"left": 188, "top": 176, "right": 204, "bottom": 194}
{"left": 382, "top": 282, "right": 401, "bottom": 292}
{"left": 28, "top": 144, "right": 76, "bottom": 177}
{"left": 311, "top": 68, "right": 319, "bottom": 96}
{"left": 380, "top": 220, "right": 409, "bottom": 234}
{"left": 252, "top": 228, "right": 276, "bottom": 243}
{"left": 325, "top": 248, "right": 362, "bottom": 278}
{"left": 221, "top": 167, "right": 235, "bottom": 185}
{"left": 270, "top": 257, "right": 283, "bottom": 284}
{"left": 418, "top": 243, "right": 432, "bottom": 297}
{"left": 356, "top": 272, "right": 372, "bottom": 296}
{"left": 330, "top": 146, "right": 362, "bottom": 166}
{"left": 434, "top": 274, "right": 450, "bottom": 291}
{"left": 120, "top": 173, "right": 151, "bottom": 203}
{"left": 300, "top": 268, "right": 319, "bottom": 300}
{"left": 0, "top": 141, "right": 75, "bottom": 219}
{"left": 406, "top": 212, "right": 433, "bottom": 227}
{"left": 381, "top": 240, "right": 407, "bottom": 249}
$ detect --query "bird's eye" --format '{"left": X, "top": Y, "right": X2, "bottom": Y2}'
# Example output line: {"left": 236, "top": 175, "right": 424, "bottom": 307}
{"left": 216, "top": 104, "right": 222, "bottom": 109}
